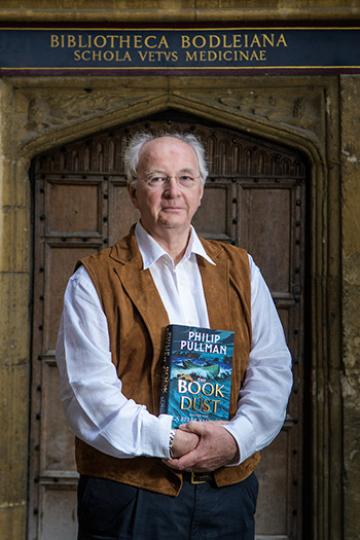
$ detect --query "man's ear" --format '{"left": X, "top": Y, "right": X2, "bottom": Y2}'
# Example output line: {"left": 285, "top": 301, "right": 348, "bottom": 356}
{"left": 128, "top": 183, "right": 138, "bottom": 208}
{"left": 199, "top": 183, "right": 204, "bottom": 206}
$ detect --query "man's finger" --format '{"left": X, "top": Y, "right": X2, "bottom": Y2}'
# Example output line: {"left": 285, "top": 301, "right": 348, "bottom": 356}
{"left": 179, "top": 421, "right": 208, "bottom": 435}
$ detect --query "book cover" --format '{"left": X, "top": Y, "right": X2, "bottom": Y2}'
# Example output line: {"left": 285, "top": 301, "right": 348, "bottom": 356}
{"left": 159, "top": 324, "right": 234, "bottom": 428}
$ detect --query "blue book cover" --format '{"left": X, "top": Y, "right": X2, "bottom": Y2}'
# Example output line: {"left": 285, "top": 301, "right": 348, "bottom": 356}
{"left": 159, "top": 324, "right": 234, "bottom": 428}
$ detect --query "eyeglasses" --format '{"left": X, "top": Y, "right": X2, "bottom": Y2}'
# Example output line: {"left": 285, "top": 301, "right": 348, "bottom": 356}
{"left": 139, "top": 174, "right": 202, "bottom": 189}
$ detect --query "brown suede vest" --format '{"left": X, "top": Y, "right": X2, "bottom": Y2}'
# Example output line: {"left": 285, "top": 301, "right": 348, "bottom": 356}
{"left": 75, "top": 227, "right": 260, "bottom": 495}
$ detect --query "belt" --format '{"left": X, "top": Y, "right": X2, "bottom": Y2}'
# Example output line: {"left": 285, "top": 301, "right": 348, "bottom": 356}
{"left": 183, "top": 471, "right": 214, "bottom": 485}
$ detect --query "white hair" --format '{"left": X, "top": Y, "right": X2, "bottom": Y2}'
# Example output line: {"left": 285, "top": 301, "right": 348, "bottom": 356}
{"left": 123, "top": 131, "right": 208, "bottom": 185}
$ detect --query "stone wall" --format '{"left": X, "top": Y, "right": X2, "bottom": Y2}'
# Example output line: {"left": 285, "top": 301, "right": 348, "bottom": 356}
{"left": 341, "top": 76, "right": 360, "bottom": 540}
{"left": 0, "top": 80, "right": 31, "bottom": 540}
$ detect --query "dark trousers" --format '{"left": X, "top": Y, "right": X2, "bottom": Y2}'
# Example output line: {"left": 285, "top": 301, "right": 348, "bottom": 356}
{"left": 77, "top": 473, "right": 258, "bottom": 540}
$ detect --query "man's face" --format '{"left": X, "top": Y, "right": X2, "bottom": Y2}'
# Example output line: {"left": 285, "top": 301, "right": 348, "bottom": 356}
{"left": 129, "top": 137, "right": 204, "bottom": 239}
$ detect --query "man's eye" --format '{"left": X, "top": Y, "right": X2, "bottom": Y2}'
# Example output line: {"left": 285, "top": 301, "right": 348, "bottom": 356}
{"left": 149, "top": 176, "right": 166, "bottom": 184}
{"left": 179, "top": 175, "right": 194, "bottom": 182}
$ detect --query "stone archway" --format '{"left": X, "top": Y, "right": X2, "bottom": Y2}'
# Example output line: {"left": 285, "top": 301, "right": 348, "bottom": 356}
{"left": 0, "top": 78, "right": 342, "bottom": 540}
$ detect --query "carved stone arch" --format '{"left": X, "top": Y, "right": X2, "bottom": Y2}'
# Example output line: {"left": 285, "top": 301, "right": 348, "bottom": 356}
{"left": 22, "top": 90, "right": 325, "bottom": 164}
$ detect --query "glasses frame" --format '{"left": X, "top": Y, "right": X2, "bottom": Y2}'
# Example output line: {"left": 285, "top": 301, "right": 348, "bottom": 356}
{"left": 136, "top": 174, "right": 203, "bottom": 189}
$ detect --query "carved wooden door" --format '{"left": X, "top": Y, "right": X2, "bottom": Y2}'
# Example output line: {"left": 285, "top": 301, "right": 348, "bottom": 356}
{"left": 29, "top": 112, "right": 306, "bottom": 540}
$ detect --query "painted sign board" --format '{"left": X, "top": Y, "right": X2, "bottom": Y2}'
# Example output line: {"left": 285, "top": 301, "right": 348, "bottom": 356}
{"left": 0, "top": 27, "right": 359, "bottom": 75}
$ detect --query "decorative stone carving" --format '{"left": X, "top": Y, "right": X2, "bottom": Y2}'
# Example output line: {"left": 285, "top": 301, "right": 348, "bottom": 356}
{"left": 174, "top": 87, "right": 324, "bottom": 137}
{"left": 21, "top": 89, "right": 158, "bottom": 144}
{"left": 18, "top": 85, "right": 325, "bottom": 150}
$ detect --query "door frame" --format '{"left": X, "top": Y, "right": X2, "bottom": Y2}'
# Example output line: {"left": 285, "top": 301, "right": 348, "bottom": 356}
{"left": 1, "top": 77, "right": 342, "bottom": 540}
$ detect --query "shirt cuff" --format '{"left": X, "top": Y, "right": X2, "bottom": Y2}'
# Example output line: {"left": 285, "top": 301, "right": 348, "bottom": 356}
{"left": 223, "top": 415, "right": 256, "bottom": 465}
{"left": 141, "top": 413, "right": 174, "bottom": 458}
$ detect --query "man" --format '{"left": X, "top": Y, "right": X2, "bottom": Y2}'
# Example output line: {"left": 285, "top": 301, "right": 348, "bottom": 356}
{"left": 56, "top": 132, "right": 292, "bottom": 540}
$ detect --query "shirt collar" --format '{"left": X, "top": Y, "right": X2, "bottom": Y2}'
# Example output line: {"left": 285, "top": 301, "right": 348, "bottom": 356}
{"left": 135, "top": 221, "right": 215, "bottom": 270}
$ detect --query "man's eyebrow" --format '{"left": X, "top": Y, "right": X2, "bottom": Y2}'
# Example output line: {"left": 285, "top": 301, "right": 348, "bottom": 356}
{"left": 144, "top": 167, "right": 197, "bottom": 176}
{"left": 179, "top": 167, "right": 197, "bottom": 174}
{"left": 143, "top": 169, "right": 167, "bottom": 177}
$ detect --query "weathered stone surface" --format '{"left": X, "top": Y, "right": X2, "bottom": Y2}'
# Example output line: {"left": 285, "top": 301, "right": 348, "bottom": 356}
{"left": 174, "top": 85, "right": 325, "bottom": 137}
{"left": 0, "top": 272, "right": 30, "bottom": 540}
{"left": 13, "top": 78, "right": 329, "bottom": 156}
{"left": 340, "top": 75, "right": 360, "bottom": 540}
{"left": 0, "top": 506, "right": 26, "bottom": 540}
{"left": 19, "top": 88, "right": 159, "bottom": 146}
{"left": 0, "top": 157, "right": 28, "bottom": 207}
{"left": 0, "top": 206, "right": 30, "bottom": 273}
{"left": 342, "top": 396, "right": 360, "bottom": 540}
{"left": 0, "top": 0, "right": 358, "bottom": 21}
{"left": 0, "top": 361, "right": 29, "bottom": 539}
{"left": 0, "top": 272, "right": 30, "bottom": 361}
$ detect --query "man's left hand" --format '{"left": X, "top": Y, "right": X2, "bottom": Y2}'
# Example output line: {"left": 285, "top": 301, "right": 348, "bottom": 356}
{"left": 165, "top": 421, "right": 239, "bottom": 472}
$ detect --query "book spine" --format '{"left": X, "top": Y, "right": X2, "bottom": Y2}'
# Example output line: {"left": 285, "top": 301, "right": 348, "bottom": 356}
{"left": 159, "top": 326, "right": 172, "bottom": 415}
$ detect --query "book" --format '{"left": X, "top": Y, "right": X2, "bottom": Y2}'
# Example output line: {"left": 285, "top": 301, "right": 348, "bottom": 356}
{"left": 159, "top": 324, "right": 234, "bottom": 428}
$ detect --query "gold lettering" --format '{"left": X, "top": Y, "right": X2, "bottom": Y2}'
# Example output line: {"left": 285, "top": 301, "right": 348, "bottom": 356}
{"left": 141, "top": 35, "right": 169, "bottom": 50}
{"left": 233, "top": 34, "right": 243, "bottom": 48}
{"left": 158, "top": 35, "right": 169, "bottom": 49}
{"left": 213, "top": 400, "right": 220, "bottom": 413}
{"left": 133, "top": 35, "right": 143, "bottom": 48}
{"left": 108, "top": 35, "right": 117, "bottom": 48}
{"left": 277, "top": 33, "right": 288, "bottom": 47}
{"left": 250, "top": 50, "right": 264, "bottom": 61}
{"left": 73, "top": 49, "right": 132, "bottom": 62}
{"left": 181, "top": 35, "right": 191, "bottom": 49}
{"left": 222, "top": 34, "right": 233, "bottom": 49}
{"left": 193, "top": 34, "right": 207, "bottom": 49}
{"left": 103, "top": 50, "right": 114, "bottom": 61}
{"left": 144, "top": 35, "right": 157, "bottom": 49}
{"left": 67, "top": 35, "right": 77, "bottom": 48}
{"left": 250, "top": 34, "right": 261, "bottom": 48}
{"left": 77, "top": 35, "right": 89, "bottom": 48}
{"left": 50, "top": 34, "right": 60, "bottom": 48}
{"left": 93, "top": 35, "right": 107, "bottom": 48}
{"left": 180, "top": 396, "right": 192, "bottom": 410}
{"left": 185, "top": 50, "right": 197, "bottom": 61}
{"left": 262, "top": 33, "right": 275, "bottom": 47}
{"left": 208, "top": 34, "right": 221, "bottom": 48}
{"left": 92, "top": 50, "right": 102, "bottom": 61}
{"left": 118, "top": 34, "right": 132, "bottom": 48}
{"left": 202, "top": 400, "right": 211, "bottom": 412}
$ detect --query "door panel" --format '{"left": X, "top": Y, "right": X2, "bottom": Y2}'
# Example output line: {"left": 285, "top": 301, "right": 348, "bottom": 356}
{"left": 30, "top": 112, "right": 306, "bottom": 539}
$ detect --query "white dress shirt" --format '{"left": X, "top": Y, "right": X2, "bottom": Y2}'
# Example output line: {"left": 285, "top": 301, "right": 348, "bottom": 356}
{"left": 56, "top": 223, "right": 292, "bottom": 464}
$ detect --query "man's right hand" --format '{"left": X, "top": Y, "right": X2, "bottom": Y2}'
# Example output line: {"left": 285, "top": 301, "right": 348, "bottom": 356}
{"left": 170, "top": 429, "right": 199, "bottom": 458}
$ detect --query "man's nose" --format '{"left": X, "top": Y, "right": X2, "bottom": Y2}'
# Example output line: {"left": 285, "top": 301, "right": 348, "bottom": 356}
{"left": 163, "top": 176, "right": 181, "bottom": 197}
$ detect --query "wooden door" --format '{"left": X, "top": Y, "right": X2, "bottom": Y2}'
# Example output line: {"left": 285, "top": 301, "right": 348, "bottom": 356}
{"left": 29, "top": 112, "right": 306, "bottom": 540}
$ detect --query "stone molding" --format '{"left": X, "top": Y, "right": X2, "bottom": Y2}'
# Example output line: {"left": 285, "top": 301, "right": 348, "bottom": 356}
{"left": 0, "top": 1, "right": 359, "bottom": 22}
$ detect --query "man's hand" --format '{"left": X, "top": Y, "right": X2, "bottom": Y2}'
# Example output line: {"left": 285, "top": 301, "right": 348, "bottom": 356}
{"left": 170, "top": 428, "right": 199, "bottom": 458}
{"left": 165, "top": 421, "right": 239, "bottom": 472}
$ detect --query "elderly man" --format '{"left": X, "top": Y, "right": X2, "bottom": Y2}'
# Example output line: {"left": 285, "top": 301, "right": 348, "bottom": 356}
{"left": 56, "top": 132, "right": 292, "bottom": 540}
